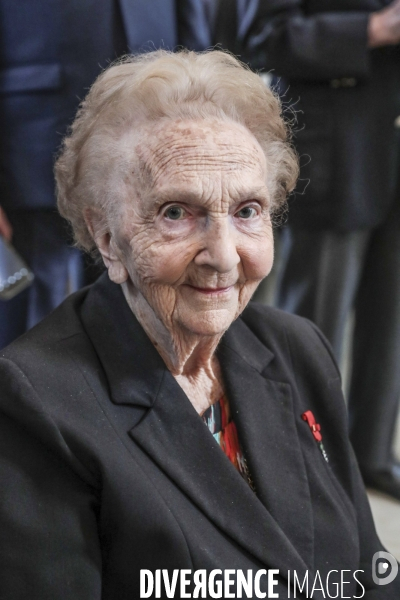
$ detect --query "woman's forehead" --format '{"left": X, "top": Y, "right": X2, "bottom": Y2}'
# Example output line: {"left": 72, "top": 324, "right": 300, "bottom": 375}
{"left": 132, "top": 118, "right": 267, "bottom": 194}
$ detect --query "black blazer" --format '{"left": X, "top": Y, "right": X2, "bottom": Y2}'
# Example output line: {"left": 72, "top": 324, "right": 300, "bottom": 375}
{"left": 243, "top": 0, "right": 400, "bottom": 231}
{"left": 0, "top": 273, "right": 398, "bottom": 599}
{"left": 0, "top": 0, "right": 210, "bottom": 211}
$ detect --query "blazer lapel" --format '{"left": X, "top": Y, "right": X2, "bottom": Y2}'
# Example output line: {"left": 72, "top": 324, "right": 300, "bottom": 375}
{"left": 218, "top": 319, "right": 314, "bottom": 569}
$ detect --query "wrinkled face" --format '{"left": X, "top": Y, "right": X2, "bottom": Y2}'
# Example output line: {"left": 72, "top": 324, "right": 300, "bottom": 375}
{"left": 111, "top": 119, "right": 274, "bottom": 336}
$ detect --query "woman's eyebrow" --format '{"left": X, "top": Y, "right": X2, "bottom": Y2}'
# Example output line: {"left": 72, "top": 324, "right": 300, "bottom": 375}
{"left": 227, "top": 186, "right": 270, "bottom": 207}
{"left": 236, "top": 187, "right": 269, "bottom": 202}
{"left": 154, "top": 187, "right": 202, "bottom": 206}
{"left": 147, "top": 186, "right": 269, "bottom": 209}
{"left": 145, "top": 189, "right": 204, "bottom": 210}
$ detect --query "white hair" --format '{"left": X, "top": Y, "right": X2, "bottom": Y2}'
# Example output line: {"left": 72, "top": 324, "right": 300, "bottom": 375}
{"left": 55, "top": 49, "right": 298, "bottom": 251}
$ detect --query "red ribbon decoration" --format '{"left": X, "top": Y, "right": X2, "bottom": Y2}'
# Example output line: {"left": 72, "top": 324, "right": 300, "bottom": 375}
{"left": 302, "top": 410, "right": 323, "bottom": 442}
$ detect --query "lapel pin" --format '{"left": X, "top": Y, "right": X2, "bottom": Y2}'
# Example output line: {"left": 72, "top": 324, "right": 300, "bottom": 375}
{"left": 302, "top": 410, "right": 329, "bottom": 463}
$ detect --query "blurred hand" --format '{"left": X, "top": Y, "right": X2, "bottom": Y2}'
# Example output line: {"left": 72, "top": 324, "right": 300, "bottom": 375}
{"left": 368, "top": 0, "right": 400, "bottom": 47}
{"left": 0, "top": 206, "right": 12, "bottom": 241}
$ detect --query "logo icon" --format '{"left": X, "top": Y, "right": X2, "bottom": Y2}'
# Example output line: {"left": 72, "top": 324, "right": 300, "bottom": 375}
{"left": 372, "top": 551, "right": 398, "bottom": 585}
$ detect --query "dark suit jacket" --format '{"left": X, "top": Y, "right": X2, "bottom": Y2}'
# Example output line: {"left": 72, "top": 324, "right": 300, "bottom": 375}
{"left": 243, "top": 0, "right": 400, "bottom": 231}
{"left": 0, "top": 0, "right": 210, "bottom": 211}
{"left": 0, "top": 273, "right": 398, "bottom": 599}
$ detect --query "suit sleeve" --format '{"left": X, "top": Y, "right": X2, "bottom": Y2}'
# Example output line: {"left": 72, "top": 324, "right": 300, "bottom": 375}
{"left": 244, "top": 0, "right": 371, "bottom": 81}
{"left": 0, "top": 358, "right": 102, "bottom": 600}
{"left": 176, "top": 0, "right": 212, "bottom": 50}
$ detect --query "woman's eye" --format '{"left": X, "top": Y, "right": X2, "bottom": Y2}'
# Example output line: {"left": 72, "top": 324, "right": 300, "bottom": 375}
{"left": 164, "top": 206, "right": 186, "bottom": 220}
{"left": 236, "top": 206, "right": 257, "bottom": 219}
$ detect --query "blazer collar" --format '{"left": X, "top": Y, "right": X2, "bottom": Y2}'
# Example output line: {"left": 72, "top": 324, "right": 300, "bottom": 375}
{"left": 80, "top": 272, "right": 165, "bottom": 409}
{"left": 80, "top": 275, "right": 316, "bottom": 589}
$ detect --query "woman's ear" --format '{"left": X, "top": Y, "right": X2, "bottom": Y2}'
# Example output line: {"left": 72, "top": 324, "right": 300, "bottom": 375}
{"left": 84, "top": 208, "right": 128, "bottom": 284}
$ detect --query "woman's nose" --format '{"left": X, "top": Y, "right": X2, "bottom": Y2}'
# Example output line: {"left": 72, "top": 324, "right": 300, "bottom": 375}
{"left": 194, "top": 217, "right": 240, "bottom": 273}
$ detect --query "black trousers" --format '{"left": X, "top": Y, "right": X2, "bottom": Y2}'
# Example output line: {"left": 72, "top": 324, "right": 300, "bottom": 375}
{"left": 276, "top": 200, "right": 400, "bottom": 470}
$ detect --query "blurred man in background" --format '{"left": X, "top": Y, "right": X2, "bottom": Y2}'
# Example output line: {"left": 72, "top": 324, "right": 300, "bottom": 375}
{"left": 242, "top": 0, "right": 400, "bottom": 500}
{"left": 0, "top": 0, "right": 210, "bottom": 349}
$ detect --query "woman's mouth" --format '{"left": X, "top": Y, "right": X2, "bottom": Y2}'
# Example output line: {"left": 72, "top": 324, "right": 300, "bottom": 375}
{"left": 185, "top": 284, "right": 235, "bottom": 296}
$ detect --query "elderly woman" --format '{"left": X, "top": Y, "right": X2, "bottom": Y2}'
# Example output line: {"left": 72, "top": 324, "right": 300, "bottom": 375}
{"left": 0, "top": 51, "right": 398, "bottom": 599}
